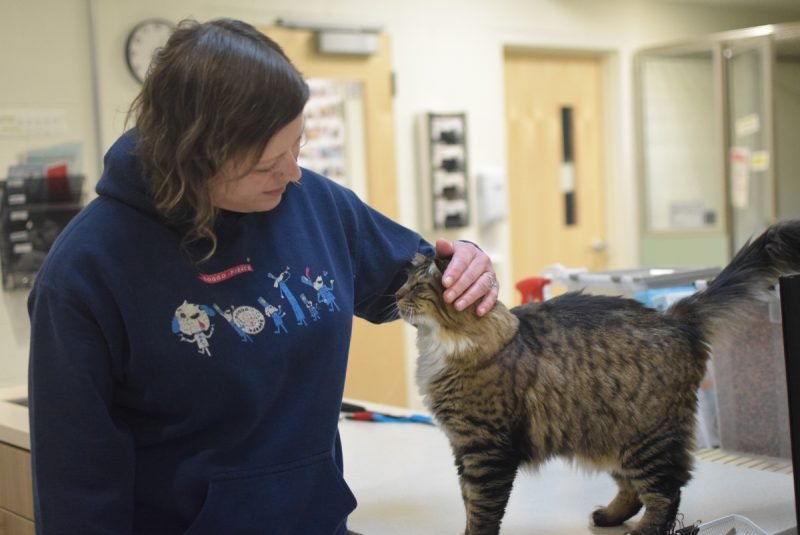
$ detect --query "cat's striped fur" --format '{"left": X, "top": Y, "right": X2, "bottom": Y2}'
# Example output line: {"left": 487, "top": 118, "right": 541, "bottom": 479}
{"left": 395, "top": 220, "right": 800, "bottom": 535}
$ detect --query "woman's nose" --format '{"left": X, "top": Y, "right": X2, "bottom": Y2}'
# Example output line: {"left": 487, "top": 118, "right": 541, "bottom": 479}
{"left": 278, "top": 151, "right": 302, "bottom": 182}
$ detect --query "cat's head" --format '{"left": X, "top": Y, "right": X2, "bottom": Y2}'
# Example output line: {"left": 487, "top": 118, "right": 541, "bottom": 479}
{"left": 395, "top": 253, "right": 479, "bottom": 330}
{"left": 396, "top": 253, "right": 519, "bottom": 360}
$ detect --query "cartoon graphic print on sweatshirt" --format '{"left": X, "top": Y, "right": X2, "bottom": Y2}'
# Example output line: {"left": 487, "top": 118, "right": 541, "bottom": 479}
{"left": 301, "top": 266, "right": 340, "bottom": 312}
{"left": 172, "top": 301, "right": 216, "bottom": 356}
{"left": 267, "top": 267, "right": 307, "bottom": 326}
{"left": 213, "top": 304, "right": 265, "bottom": 343}
{"left": 172, "top": 263, "right": 342, "bottom": 355}
{"left": 300, "top": 293, "right": 320, "bottom": 321}
{"left": 258, "top": 297, "right": 288, "bottom": 334}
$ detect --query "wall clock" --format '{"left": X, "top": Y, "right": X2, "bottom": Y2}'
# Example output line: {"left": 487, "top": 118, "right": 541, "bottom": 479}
{"left": 125, "top": 19, "right": 174, "bottom": 84}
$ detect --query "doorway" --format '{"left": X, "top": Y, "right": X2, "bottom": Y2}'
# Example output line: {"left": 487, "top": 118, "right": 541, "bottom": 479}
{"left": 262, "top": 26, "right": 407, "bottom": 406}
{"left": 503, "top": 50, "right": 609, "bottom": 289}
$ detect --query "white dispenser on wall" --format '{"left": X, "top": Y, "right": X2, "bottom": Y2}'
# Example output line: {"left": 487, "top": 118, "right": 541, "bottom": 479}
{"left": 476, "top": 167, "right": 508, "bottom": 226}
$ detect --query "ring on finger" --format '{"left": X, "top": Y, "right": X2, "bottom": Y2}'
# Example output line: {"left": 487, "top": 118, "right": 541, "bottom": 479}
{"left": 486, "top": 272, "right": 498, "bottom": 290}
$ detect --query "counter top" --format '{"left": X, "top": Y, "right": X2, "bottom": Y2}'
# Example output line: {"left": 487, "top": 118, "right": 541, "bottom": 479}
{"left": 1, "top": 395, "right": 795, "bottom": 533}
{"left": 340, "top": 408, "right": 797, "bottom": 534}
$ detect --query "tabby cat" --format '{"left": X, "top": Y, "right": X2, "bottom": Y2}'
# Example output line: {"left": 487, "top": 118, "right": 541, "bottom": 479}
{"left": 395, "top": 220, "right": 800, "bottom": 535}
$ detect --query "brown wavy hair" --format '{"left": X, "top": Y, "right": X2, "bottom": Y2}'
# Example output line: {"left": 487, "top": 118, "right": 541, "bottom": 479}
{"left": 128, "top": 18, "right": 309, "bottom": 261}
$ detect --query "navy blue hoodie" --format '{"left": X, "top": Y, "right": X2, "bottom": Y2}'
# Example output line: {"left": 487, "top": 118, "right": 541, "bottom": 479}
{"left": 27, "top": 131, "right": 432, "bottom": 534}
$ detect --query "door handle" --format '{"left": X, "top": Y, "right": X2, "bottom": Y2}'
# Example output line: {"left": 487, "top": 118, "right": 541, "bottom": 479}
{"left": 591, "top": 239, "right": 607, "bottom": 253}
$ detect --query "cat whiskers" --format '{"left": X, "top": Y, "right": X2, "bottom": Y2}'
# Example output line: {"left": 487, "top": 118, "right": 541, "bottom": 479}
{"left": 375, "top": 297, "right": 402, "bottom": 321}
{"left": 396, "top": 302, "right": 418, "bottom": 324}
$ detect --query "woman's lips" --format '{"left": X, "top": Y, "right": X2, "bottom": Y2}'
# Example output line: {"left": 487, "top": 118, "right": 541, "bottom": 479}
{"left": 264, "top": 186, "right": 286, "bottom": 196}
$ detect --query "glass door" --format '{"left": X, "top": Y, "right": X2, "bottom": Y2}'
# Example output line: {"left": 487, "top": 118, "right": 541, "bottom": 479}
{"left": 724, "top": 36, "right": 775, "bottom": 252}
{"left": 774, "top": 35, "right": 800, "bottom": 221}
{"left": 640, "top": 47, "right": 723, "bottom": 234}
{"left": 636, "top": 45, "right": 730, "bottom": 268}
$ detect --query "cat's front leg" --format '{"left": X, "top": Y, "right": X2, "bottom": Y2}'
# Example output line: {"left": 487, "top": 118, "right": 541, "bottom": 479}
{"left": 593, "top": 472, "right": 643, "bottom": 527}
{"left": 455, "top": 451, "right": 517, "bottom": 535}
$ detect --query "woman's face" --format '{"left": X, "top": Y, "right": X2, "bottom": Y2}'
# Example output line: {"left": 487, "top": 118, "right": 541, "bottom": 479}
{"left": 210, "top": 113, "right": 304, "bottom": 213}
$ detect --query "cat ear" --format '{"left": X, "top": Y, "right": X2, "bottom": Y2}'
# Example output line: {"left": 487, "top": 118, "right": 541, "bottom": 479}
{"left": 434, "top": 255, "right": 450, "bottom": 275}
{"left": 412, "top": 252, "right": 428, "bottom": 265}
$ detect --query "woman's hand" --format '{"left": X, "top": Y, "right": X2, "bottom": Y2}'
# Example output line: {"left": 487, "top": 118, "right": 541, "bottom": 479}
{"left": 435, "top": 239, "right": 498, "bottom": 317}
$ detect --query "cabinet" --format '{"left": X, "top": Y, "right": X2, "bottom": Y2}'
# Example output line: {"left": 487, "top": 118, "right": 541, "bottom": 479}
{"left": 0, "top": 441, "right": 33, "bottom": 535}
{"left": 0, "top": 509, "right": 34, "bottom": 535}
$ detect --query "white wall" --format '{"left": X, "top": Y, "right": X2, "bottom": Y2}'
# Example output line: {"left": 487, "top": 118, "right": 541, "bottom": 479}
{"left": 0, "top": 0, "right": 99, "bottom": 387}
{"left": 0, "top": 1, "right": 99, "bottom": 177}
{"left": 2, "top": 0, "right": 800, "bottom": 396}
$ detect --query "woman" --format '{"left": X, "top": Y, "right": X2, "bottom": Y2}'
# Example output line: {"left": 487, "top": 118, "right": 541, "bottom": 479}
{"left": 27, "top": 18, "right": 498, "bottom": 534}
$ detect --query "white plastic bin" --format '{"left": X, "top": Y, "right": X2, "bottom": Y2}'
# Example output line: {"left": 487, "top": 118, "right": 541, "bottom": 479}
{"left": 698, "top": 514, "right": 769, "bottom": 535}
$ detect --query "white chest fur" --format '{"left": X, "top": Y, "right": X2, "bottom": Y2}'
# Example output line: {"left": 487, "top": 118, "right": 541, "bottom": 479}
{"left": 414, "top": 323, "right": 475, "bottom": 410}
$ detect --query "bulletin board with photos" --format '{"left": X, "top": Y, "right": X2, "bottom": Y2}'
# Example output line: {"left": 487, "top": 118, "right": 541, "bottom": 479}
{"left": 298, "top": 78, "right": 369, "bottom": 201}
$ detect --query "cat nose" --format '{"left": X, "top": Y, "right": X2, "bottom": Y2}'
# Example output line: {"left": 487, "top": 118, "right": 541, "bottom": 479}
{"left": 395, "top": 285, "right": 409, "bottom": 299}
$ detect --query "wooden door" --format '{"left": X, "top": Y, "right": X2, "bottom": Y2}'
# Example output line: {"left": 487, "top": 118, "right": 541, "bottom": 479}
{"left": 262, "top": 27, "right": 407, "bottom": 406}
{"left": 504, "top": 51, "right": 608, "bottom": 288}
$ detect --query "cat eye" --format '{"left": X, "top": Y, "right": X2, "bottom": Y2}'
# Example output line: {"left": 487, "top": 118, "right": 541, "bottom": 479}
{"left": 395, "top": 285, "right": 410, "bottom": 299}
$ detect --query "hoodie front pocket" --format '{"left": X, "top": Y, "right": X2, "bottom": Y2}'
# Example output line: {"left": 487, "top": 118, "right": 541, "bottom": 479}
{"left": 184, "top": 451, "right": 357, "bottom": 535}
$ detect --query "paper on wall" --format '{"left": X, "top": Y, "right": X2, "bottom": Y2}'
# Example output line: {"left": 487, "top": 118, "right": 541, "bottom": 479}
{"left": 735, "top": 113, "right": 760, "bottom": 138}
{"left": 730, "top": 146, "right": 750, "bottom": 209}
{"left": 751, "top": 150, "right": 770, "bottom": 172}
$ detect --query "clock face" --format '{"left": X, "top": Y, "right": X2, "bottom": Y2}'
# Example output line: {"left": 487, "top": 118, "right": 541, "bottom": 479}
{"left": 125, "top": 19, "right": 174, "bottom": 84}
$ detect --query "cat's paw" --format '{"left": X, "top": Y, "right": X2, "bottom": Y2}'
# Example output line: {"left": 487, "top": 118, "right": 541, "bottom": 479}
{"left": 592, "top": 498, "right": 643, "bottom": 527}
{"left": 592, "top": 507, "right": 623, "bottom": 527}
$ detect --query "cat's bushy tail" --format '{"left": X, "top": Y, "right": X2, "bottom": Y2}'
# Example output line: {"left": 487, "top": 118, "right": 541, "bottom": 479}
{"left": 667, "top": 219, "right": 800, "bottom": 335}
